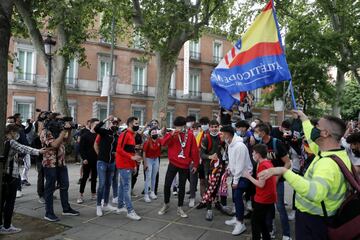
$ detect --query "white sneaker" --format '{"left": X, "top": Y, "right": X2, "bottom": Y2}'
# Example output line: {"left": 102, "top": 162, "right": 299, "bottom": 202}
{"left": 172, "top": 191, "right": 178, "bottom": 196}
{"left": 16, "top": 191, "right": 22, "bottom": 198}
{"left": 288, "top": 210, "right": 296, "bottom": 221}
{"left": 38, "top": 197, "right": 45, "bottom": 204}
{"left": 270, "top": 230, "right": 276, "bottom": 239}
{"left": 103, "top": 204, "right": 117, "bottom": 212}
{"left": 96, "top": 206, "right": 103, "bottom": 217}
{"left": 77, "top": 197, "right": 84, "bottom": 204}
{"left": 0, "top": 225, "right": 22, "bottom": 234}
{"left": 246, "top": 200, "right": 253, "bottom": 211}
{"left": 150, "top": 192, "right": 157, "bottom": 200}
{"left": 144, "top": 194, "right": 151, "bottom": 203}
{"left": 127, "top": 211, "right": 141, "bottom": 221}
{"left": 189, "top": 198, "right": 195, "bottom": 208}
{"left": 112, "top": 197, "right": 118, "bottom": 205}
{"left": 116, "top": 207, "right": 127, "bottom": 214}
{"left": 158, "top": 203, "right": 170, "bottom": 215}
{"left": 177, "top": 207, "right": 188, "bottom": 218}
{"left": 232, "top": 221, "right": 246, "bottom": 235}
{"left": 282, "top": 236, "right": 292, "bottom": 240}
{"left": 225, "top": 216, "right": 237, "bottom": 226}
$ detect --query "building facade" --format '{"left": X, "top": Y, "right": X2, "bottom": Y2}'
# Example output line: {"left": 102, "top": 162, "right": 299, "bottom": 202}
{"left": 7, "top": 32, "right": 286, "bottom": 126}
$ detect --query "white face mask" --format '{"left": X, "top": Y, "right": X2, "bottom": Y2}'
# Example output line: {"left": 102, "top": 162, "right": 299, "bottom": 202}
{"left": 201, "top": 124, "right": 209, "bottom": 131}
{"left": 210, "top": 131, "right": 218, "bottom": 137}
{"left": 186, "top": 122, "right": 193, "bottom": 128}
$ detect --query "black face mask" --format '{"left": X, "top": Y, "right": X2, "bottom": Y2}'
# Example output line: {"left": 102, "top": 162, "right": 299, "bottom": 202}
{"left": 132, "top": 125, "right": 140, "bottom": 132}
{"left": 111, "top": 126, "right": 119, "bottom": 132}
{"left": 353, "top": 150, "right": 360, "bottom": 158}
{"left": 151, "top": 134, "right": 158, "bottom": 140}
{"left": 310, "top": 127, "right": 321, "bottom": 142}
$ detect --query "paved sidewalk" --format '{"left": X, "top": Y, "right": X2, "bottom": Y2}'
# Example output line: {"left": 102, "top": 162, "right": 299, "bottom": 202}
{"left": 11, "top": 160, "right": 295, "bottom": 240}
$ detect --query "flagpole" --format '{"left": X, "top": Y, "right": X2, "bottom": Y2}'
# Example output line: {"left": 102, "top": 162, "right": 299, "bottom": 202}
{"left": 289, "top": 80, "right": 297, "bottom": 110}
{"left": 107, "top": 10, "right": 115, "bottom": 119}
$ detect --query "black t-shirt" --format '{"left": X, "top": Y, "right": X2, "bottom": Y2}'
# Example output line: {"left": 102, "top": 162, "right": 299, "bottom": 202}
{"left": 264, "top": 137, "right": 288, "bottom": 167}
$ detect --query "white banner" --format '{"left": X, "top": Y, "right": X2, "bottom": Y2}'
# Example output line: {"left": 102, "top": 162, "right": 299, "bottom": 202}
{"left": 183, "top": 41, "right": 189, "bottom": 95}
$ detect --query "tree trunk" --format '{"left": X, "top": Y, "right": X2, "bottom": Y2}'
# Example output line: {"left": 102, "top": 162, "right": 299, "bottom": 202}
{"left": 0, "top": 0, "right": 14, "bottom": 152}
{"left": 332, "top": 68, "right": 345, "bottom": 117}
{"left": 52, "top": 55, "right": 70, "bottom": 115}
{"left": 152, "top": 52, "right": 177, "bottom": 126}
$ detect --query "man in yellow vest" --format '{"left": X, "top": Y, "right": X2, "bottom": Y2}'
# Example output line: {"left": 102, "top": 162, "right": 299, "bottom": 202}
{"left": 259, "top": 110, "right": 351, "bottom": 240}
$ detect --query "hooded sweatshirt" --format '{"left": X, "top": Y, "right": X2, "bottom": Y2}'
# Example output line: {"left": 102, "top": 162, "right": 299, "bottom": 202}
{"left": 227, "top": 135, "right": 253, "bottom": 184}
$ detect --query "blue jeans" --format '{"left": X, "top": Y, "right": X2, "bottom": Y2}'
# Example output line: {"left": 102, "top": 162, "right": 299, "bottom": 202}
{"left": 112, "top": 168, "right": 118, "bottom": 199}
{"left": 118, "top": 169, "right": 133, "bottom": 212}
{"left": 97, "top": 161, "right": 115, "bottom": 206}
{"left": 144, "top": 158, "right": 160, "bottom": 195}
{"left": 44, "top": 166, "right": 71, "bottom": 216}
{"left": 233, "top": 177, "right": 250, "bottom": 222}
{"left": 276, "top": 181, "right": 291, "bottom": 237}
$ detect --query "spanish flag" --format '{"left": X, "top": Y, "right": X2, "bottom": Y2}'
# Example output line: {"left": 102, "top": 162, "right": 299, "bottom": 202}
{"left": 211, "top": 0, "right": 291, "bottom": 109}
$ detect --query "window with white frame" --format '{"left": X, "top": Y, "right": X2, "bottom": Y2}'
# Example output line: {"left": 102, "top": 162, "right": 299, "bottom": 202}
{"left": 213, "top": 41, "right": 223, "bottom": 63}
{"left": 99, "top": 107, "right": 108, "bottom": 121}
{"left": 133, "top": 62, "right": 147, "bottom": 93}
{"left": 15, "top": 48, "right": 35, "bottom": 82}
{"left": 188, "top": 109, "right": 200, "bottom": 121}
{"left": 189, "top": 40, "right": 200, "bottom": 60}
{"left": 66, "top": 59, "right": 77, "bottom": 86}
{"left": 166, "top": 110, "right": 174, "bottom": 128}
{"left": 13, "top": 96, "right": 35, "bottom": 122}
{"left": 132, "top": 106, "right": 145, "bottom": 126}
{"left": 68, "top": 104, "right": 77, "bottom": 122}
{"left": 169, "top": 69, "right": 176, "bottom": 96}
{"left": 250, "top": 88, "right": 262, "bottom": 102}
{"left": 189, "top": 71, "right": 200, "bottom": 97}
{"left": 99, "top": 60, "right": 110, "bottom": 90}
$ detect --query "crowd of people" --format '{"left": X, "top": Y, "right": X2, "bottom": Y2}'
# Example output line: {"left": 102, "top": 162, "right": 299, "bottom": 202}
{"left": 1, "top": 108, "right": 360, "bottom": 239}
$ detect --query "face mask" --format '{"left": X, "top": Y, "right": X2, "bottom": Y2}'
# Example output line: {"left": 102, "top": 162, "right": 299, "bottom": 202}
{"left": 225, "top": 138, "right": 230, "bottom": 145}
{"left": 111, "top": 126, "right": 119, "bottom": 132}
{"left": 132, "top": 125, "right": 140, "bottom": 132}
{"left": 15, "top": 133, "right": 20, "bottom": 140}
{"left": 254, "top": 133, "right": 262, "bottom": 141}
{"left": 352, "top": 149, "right": 360, "bottom": 158}
{"left": 210, "top": 131, "right": 218, "bottom": 137}
{"left": 236, "top": 130, "right": 243, "bottom": 137}
{"left": 231, "top": 122, "right": 236, "bottom": 128}
{"left": 310, "top": 127, "right": 321, "bottom": 142}
{"left": 151, "top": 134, "right": 158, "bottom": 140}
{"left": 201, "top": 124, "right": 209, "bottom": 131}
{"left": 250, "top": 122, "right": 257, "bottom": 129}
{"left": 186, "top": 122, "right": 193, "bottom": 128}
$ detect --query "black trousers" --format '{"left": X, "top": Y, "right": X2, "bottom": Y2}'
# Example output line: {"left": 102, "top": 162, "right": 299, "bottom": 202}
{"left": 36, "top": 160, "right": 44, "bottom": 197}
{"left": 79, "top": 162, "right": 97, "bottom": 194}
{"left": 0, "top": 175, "right": 20, "bottom": 229}
{"left": 164, "top": 163, "right": 189, "bottom": 207}
{"left": 252, "top": 202, "right": 274, "bottom": 240}
{"left": 295, "top": 210, "right": 331, "bottom": 240}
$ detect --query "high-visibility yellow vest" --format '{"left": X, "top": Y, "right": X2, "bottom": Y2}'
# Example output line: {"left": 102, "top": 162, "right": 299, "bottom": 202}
{"left": 284, "top": 119, "right": 351, "bottom": 216}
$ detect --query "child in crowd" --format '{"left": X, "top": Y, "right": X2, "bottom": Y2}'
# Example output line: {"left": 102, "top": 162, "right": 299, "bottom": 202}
{"left": 244, "top": 144, "right": 277, "bottom": 240}
{"left": 142, "top": 128, "right": 162, "bottom": 202}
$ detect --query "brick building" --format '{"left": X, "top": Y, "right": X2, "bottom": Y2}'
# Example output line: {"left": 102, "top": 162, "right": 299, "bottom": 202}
{"left": 7, "top": 32, "right": 286, "bottom": 126}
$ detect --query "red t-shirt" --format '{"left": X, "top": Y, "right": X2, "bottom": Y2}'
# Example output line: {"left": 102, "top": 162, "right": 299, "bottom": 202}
{"left": 95, "top": 134, "right": 101, "bottom": 144}
{"left": 254, "top": 160, "right": 277, "bottom": 204}
{"left": 143, "top": 139, "right": 161, "bottom": 158}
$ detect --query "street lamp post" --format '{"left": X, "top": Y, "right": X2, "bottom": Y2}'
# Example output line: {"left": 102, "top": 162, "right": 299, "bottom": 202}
{"left": 44, "top": 34, "right": 56, "bottom": 111}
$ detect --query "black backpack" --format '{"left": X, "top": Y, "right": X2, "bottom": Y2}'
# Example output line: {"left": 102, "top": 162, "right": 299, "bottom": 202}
{"left": 321, "top": 155, "right": 360, "bottom": 240}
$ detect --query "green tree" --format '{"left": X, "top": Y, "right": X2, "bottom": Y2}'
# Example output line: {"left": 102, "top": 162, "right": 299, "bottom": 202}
{"left": 103, "top": 0, "right": 235, "bottom": 124}
{"left": 340, "top": 77, "right": 360, "bottom": 120}
{"left": 13, "top": 0, "right": 102, "bottom": 114}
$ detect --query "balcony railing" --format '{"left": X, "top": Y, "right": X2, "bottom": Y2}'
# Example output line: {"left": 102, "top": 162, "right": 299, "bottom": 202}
{"left": 132, "top": 84, "right": 148, "bottom": 95}
{"left": 168, "top": 88, "right": 176, "bottom": 98}
{"left": 188, "top": 90, "right": 202, "bottom": 100}
{"left": 213, "top": 56, "right": 222, "bottom": 64}
{"left": 14, "top": 72, "right": 36, "bottom": 82}
{"left": 65, "top": 77, "right": 78, "bottom": 89}
{"left": 190, "top": 51, "right": 201, "bottom": 61}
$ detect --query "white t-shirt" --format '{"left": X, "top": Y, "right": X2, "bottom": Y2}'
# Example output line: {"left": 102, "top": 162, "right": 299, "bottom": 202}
{"left": 341, "top": 137, "right": 360, "bottom": 166}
